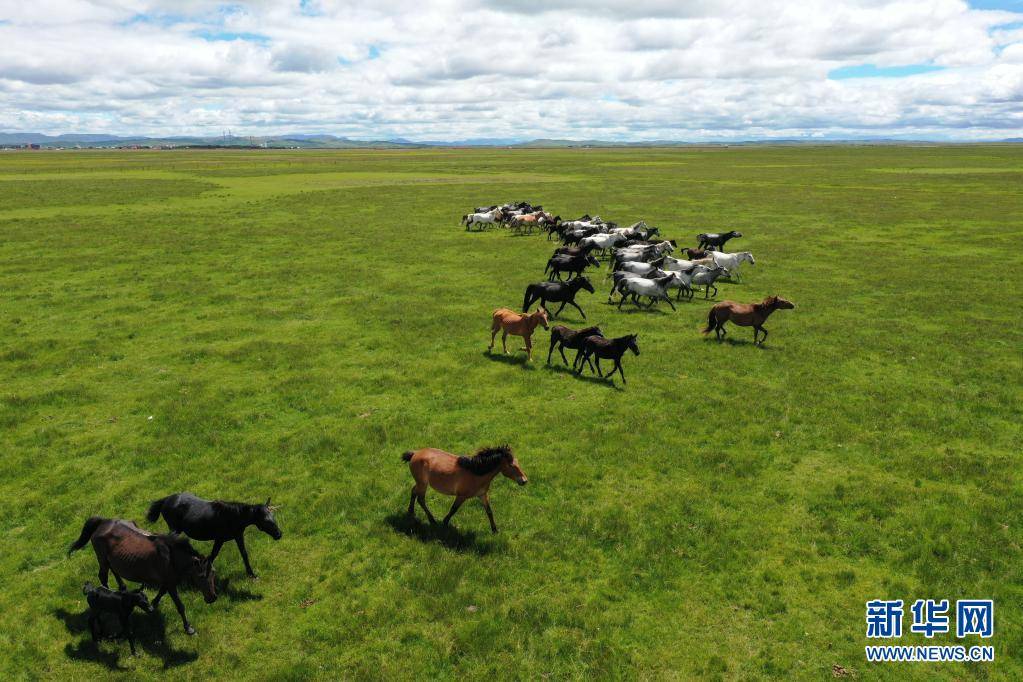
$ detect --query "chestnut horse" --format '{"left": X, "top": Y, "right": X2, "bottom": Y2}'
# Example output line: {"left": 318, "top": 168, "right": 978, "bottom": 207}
{"left": 69, "top": 517, "right": 217, "bottom": 635}
{"left": 703, "top": 296, "right": 795, "bottom": 345}
{"left": 489, "top": 307, "right": 549, "bottom": 360}
{"left": 402, "top": 445, "right": 527, "bottom": 533}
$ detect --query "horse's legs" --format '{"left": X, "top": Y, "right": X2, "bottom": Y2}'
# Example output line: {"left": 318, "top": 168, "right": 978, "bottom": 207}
{"left": 755, "top": 326, "right": 767, "bottom": 345}
{"left": 98, "top": 558, "right": 110, "bottom": 589}
{"left": 569, "top": 300, "right": 586, "bottom": 319}
{"left": 112, "top": 571, "right": 127, "bottom": 592}
{"left": 481, "top": 493, "right": 498, "bottom": 534}
{"left": 120, "top": 612, "right": 137, "bottom": 655}
{"left": 615, "top": 358, "right": 626, "bottom": 384}
{"left": 236, "top": 534, "right": 256, "bottom": 578}
{"left": 208, "top": 539, "right": 225, "bottom": 565}
{"left": 574, "top": 349, "right": 587, "bottom": 374}
{"left": 664, "top": 295, "right": 676, "bottom": 311}
{"left": 559, "top": 345, "right": 569, "bottom": 366}
{"left": 617, "top": 293, "right": 626, "bottom": 309}
{"left": 501, "top": 330, "right": 509, "bottom": 354}
{"left": 167, "top": 586, "right": 195, "bottom": 635}
{"left": 407, "top": 488, "right": 417, "bottom": 518}
{"left": 442, "top": 496, "right": 467, "bottom": 526}
{"left": 523, "top": 333, "right": 533, "bottom": 360}
{"left": 88, "top": 612, "right": 101, "bottom": 642}
{"left": 547, "top": 336, "right": 557, "bottom": 364}
{"left": 489, "top": 321, "right": 499, "bottom": 351}
{"left": 554, "top": 301, "right": 567, "bottom": 317}
{"left": 152, "top": 587, "right": 165, "bottom": 608}
{"left": 416, "top": 492, "right": 437, "bottom": 524}
{"left": 595, "top": 357, "right": 603, "bottom": 376}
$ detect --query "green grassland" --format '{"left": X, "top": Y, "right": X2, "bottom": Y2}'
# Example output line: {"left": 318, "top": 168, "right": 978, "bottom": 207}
{"left": 0, "top": 146, "right": 1020, "bottom": 680}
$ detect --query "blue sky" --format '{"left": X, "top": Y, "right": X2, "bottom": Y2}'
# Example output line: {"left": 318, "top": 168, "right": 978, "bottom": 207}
{"left": 0, "top": 0, "right": 1021, "bottom": 141}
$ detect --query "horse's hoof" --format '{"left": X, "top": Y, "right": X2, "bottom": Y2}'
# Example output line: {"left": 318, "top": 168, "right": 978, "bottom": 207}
{"left": 185, "top": 626, "right": 196, "bottom": 636}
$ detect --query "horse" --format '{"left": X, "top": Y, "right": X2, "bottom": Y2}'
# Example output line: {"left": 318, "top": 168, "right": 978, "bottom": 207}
{"left": 545, "top": 253, "right": 600, "bottom": 281}
{"left": 489, "top": 307, "right": 549, "bottom": 360}
{"left": 401, "top": 445, "right": 527, "bottom": 533}
{"left": 683, "top": 247, "right": 710, "bottom": 259}
{"left": 463, "top": 209, "right": 503, "bottom": 231}
{"left": 703, "top": 296, "right": 794, "bottom": 344}
{"left": 691, "top": 264, "right": 730, "bottom": 299}
{"left": 83, "top": 582, "right": 153, "bottom": 655}
{"left": 522, "top": 276, "right": 595, "bottom": 319}
{"left": 697, "top": 231, "right": 742, "bottom": 251}
{"left": 707, "top": 251, "right": 755, "bottom": 280}
{"left": 146, "top": 492, "right": 282, "bottom": 578}
{"left": 547, "top": 324, "right": 603, "bottom": 366}
{"left": 579, "top": 232, "right": 626, "bottom": 256}
{"left": 615, "top": 274, "right": 678, "bottom": 311}
{"left": 508, "top": 212, "right": 545, "bottom": 235}
{"left": 611, "top": 257, "right": 665, "bottom": 276}
{"left": 553, "top": 242, "right": 600, "bottom": 259}
{"left": 575, "top": 334, "right": 640, "bottom": 384}
{"left": 69, "top": 517, "right": 216, "bottom": 635}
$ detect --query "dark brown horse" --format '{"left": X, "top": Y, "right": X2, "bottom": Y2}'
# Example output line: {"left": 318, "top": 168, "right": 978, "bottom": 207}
{"left": 703, "top": 296, "right": 795, "bottom": 344}
{"left": 401, "top": 445, "right": 527, "bottom": 533}
{"left": 69, "top": 517, "right": 217, "bottom": 635}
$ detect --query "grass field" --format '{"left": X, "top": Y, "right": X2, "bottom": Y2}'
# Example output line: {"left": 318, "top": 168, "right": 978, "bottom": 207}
{"left": 1, "top": 145, "right": 1021, "bottom": 680}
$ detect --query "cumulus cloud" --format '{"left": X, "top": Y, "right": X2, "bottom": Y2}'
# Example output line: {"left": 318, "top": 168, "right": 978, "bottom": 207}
{"left": 0, "top": 0, "right": 1020, "bottom": 139}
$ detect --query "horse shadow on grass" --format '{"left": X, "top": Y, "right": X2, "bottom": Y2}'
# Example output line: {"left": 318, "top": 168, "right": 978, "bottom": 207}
{"left": 482, "top": 350, "right": 538, "bottom": 369}
{"left": 702, "top": 336, "right": 780, "bottom": 350}
{"left": 218, "top": 576, "right": 263, "bottom": 603}
{"left": 384, "top": 513, "right": 493, "bottom": 555}
{"left": 543, "top": 362, "right": 626, "bottom": 390}
{"left": 54, "top": 606, "right": 198, "bottom": 670}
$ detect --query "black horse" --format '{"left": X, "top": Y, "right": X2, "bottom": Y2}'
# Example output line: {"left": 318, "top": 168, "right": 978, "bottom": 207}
{"left": 83, "top": 582, "right": 153, "bottom": 655}
{"left": 147, "top": 492, "right": 282, "bottom": 578}
{"left": 522, "top": 276, "right": 595, "bottom": 319}
{"left": 545, "top": 253, "right": 600, "bottom": 281}
{"left": 547, "top": 324, "right": 603, "bottom": 366}
{"left": 575, "top": 334, "right": 640, "bottom": 384}
{"left": 697, "top": 231, "right": 742, "bottom": 251}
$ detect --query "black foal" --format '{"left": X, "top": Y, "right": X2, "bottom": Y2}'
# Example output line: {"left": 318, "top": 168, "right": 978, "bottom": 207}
{"left": 83, "top": 582, "right": 153, "bottom": 655}
{"left": 575, "top": 334, "right": 641, "bottom": 384}
{"left": 547, "top": 325, "right": 604, "bottom": 366}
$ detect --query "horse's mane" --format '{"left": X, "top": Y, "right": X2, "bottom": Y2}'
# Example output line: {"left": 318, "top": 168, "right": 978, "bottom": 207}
{"left": 457, "top": 445, "right": 512, "bottom": 475}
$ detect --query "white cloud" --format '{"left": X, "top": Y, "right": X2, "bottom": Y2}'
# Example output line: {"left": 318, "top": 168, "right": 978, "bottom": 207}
{"left": 0, "top": 0, "right": 1020, "bottom": 139}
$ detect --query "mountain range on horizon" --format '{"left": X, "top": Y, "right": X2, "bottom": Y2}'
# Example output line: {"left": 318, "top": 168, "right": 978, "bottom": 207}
{"left": 1, "top": 132, "right": 1020, "bottom": 149}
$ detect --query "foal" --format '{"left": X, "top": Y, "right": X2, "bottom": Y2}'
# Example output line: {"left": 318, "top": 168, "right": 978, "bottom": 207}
{"left": 489, "top": 307, "right": 549, "bottom": 360}
{"left": 575, "top": 334, "right": 640, "bottom": 384}
{"left": 703, "top": 296, "right": 795, "bottom": 344}
{"left": 83, "top": 582, "right": 153, "bottom": 655}
{"left": 402, "top": 445, "right": 528, "bottom": 533}
{"left": 547, "top": 324, "right": 604, "bottom": 366}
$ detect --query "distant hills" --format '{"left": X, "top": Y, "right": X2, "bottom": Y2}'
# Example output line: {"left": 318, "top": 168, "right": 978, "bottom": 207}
{"left": 1, "top": 132, "right": 1020, "bottom": 149}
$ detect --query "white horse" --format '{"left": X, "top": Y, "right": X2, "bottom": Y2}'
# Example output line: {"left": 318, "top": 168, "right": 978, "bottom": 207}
{"left": 691, "top": 264, "right": 730, "bottom": 299}
{"left": 463, "top": 209, "right": 503, "bottom": 231}
{"left": 614, "top": 240, "right": 675, "bottom": 263}
{"left": 580, "top": 232, "right": 627, "bottom": 252}
{"left": 615, "top": 273, "right": 678, "bottom": 311}
{"left": 707, "top": 251, "right": 754, "bottom": 280}
{"left": 660, "top": 256, "right": 715, "bottom": 272}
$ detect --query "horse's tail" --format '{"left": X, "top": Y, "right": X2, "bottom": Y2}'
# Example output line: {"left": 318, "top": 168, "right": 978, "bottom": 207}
{"left": 68, "top": 516, "right": 106, "bottom": 556}
{"left": 543, "top": 258, "right": 552, "bottom": 275}
{"left": 146, "top": 496, "right": 170, "bottom": 523}
{"left": 702, "top": 306, "right": 718, "bottom": 334}
{"left": 401, "top": 450, "right": 414, "bottom": 463}
{"left": 522, "top": 286, "right": 533, "bottom": 312}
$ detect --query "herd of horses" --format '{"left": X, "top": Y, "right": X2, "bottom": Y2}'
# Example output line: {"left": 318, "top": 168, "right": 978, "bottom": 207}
{"left": 62, "top": 199, "right": 794, "bottom": 658}
{"left": 67, "top": 493, "right": 282, "bottom": 644}
{"left": 477, "top": 201, "right": 795, "bottom": 384}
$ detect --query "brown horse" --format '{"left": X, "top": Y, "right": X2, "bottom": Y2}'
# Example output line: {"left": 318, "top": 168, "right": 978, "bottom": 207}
{"left": 489, "top": 307, "right": 549, "bottom": 360}
{"left": 69, "top": 517, "right": 217, "bottom": 635}
{"left": 703, "top": 296, "right": 795, "bottom": 344}
{"left": 401, "top": 445, "right": 527, "bottom": 533}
